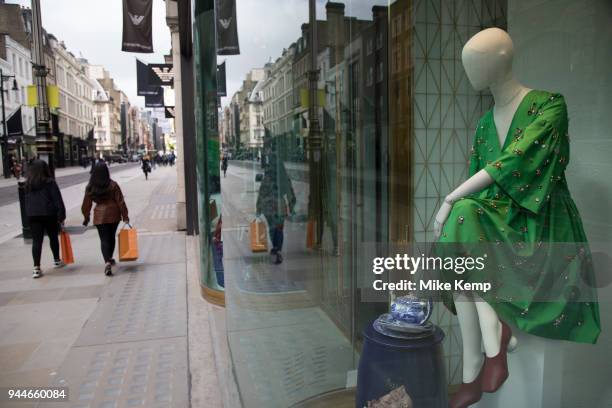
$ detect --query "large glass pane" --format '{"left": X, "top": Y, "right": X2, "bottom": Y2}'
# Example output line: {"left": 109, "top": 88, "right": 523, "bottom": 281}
{"left": 191, "top": 0, "right": 612, "bottom": 406}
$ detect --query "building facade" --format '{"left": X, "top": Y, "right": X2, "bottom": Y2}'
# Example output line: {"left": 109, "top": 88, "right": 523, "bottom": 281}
{"left": 0, "top": 35, "right": 36, "bottom": 163}
{"left": 48, "top": 36, "right": 95, "bottom": 164}
{"left": 89, "top": 65, "right": 122, "bottom": 156}
{"left": 261, "top": 46, "right": 296, "bottom": 158}
{"left": 228, "top": 68, "right": 264, "bottom": 156}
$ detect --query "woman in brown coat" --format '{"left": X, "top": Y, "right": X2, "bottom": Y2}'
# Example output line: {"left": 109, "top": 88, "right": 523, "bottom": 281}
{"left": 82, "top": 162, "right": 129, "bottom": 276}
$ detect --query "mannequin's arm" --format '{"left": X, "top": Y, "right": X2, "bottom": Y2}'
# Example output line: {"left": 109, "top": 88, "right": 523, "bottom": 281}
{"left": 434, "top": 169, "right": 494, "bottom": 238}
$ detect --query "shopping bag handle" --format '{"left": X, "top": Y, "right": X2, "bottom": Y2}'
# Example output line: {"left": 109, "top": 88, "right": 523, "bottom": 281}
{"left": 122, "top": 222, "right": 133, "bottom": 229}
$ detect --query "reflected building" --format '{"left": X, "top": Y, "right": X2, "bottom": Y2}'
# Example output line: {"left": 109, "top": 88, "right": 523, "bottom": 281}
{"left": 389, "top": 0, "right": 413, "bottom": 243}
{"left": 261, "top": 45, "right": 296, "bottom": 159}
{"left": 228, "top": 68, "right": 265, "bottom": 156}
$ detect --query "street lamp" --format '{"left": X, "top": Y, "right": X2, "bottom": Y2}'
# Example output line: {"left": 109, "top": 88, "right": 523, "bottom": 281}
{"left": 1, "top": 69, "right": 19, "bottom": 179}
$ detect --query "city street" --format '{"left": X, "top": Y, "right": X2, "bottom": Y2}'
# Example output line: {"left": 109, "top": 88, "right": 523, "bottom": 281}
{"left": 0, "top": 165, "right": 222, "bottom": 408}
{"left": 0, "top": 163, "right": 139, "bottom": 207}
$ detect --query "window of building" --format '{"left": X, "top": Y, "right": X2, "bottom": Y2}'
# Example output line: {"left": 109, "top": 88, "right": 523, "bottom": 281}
{"left": 367, "top": 39, "right": 374, "bottom": 56}
{"left": 366, "top": 66, "right": 374, "bottom": 86}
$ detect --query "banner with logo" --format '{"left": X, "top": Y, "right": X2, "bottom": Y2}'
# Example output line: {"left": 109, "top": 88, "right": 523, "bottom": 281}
{"left": 216, "top": 61, "right": 227, "bottom": 96}
{"left": 148, "top": 63, "right": 174, "bottom": 86}
{"left": 144, "top": 88, "right": 164, "bottom": 107}
{"left": 122, "top": 0, "right": 154, "bottom": 53}
{"left": 215, "top": 0, "right": 240, "bottom": 55}
{"left": 136, "top": 59, "right": 158, "bottom": 96}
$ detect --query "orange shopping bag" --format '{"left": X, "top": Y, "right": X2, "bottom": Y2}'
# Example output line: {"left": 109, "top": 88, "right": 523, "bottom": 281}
{"left": 118, "top": 224, "right": 139, "bottom": 261}
{"left": 249, "top": 217, "right": 268, "bottom": 252}
{"left": 60, "top": 230, "right": 74, "bottom": 264}
{"left": 306, "top": 218, "right": 316, "bottom": 249}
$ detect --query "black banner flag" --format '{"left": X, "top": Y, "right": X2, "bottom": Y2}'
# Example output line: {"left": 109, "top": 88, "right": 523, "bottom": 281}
{"left": 144, "top": 88, "right": 164, "bottom": 107}
{"left": 136, "top": 59, "right": 158, "bottom": 96}
{"left": 217, "top": 62, "right": 227, "bottom": 96}
{"left": 122, "top": 0, "right": 154, "bottom": 53}
{"left": 215, "top": 0, "right": 240, "bottom": 55}
{"left": 165, "top": 107, "right": 176, "bottom": 119}
{"left": 7, "top": 107, "right": 23, "bottom": 136}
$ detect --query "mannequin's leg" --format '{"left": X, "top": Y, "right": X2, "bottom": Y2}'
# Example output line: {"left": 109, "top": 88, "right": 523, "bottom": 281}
{"left": 454, "top": 293, "right": 485, "bottom": 382}
{"left": 474, "top": 299, "right": 501, "bottom": 357}
{"left": 474, "top": 297, "right": 518, "bottom": 357}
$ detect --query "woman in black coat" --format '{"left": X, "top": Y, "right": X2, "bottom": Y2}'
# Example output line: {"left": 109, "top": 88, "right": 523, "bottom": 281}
{"left": 24, "top": 160, "right": 66, "bottom": 278}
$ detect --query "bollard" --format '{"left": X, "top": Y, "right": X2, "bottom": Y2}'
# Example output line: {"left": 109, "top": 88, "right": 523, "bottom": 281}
{"left": 17, "top": 181, "right": 31, "bottom": 239}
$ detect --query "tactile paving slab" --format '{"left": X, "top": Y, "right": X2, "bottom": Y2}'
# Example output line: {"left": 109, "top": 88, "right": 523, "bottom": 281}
{"left": 74, "top": 263, "right": 186, "bottom": 347}
{"left": 40, "top": 337, "right": 188, "bottom": 408}
{"left": 227, "top": 310, "right": 353, "bottom": 408}
{"left": 134, "top": 234, "right": 185, "bottom": 265}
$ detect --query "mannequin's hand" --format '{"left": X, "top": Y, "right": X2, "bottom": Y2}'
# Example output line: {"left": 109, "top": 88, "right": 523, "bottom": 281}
{"left": 434, "top": 201, "right": 453, "bottom": 239}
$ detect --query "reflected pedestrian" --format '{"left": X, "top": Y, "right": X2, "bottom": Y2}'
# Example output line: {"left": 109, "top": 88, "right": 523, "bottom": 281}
{"left": 256, "top": 142, "right": 296, "bottom": 264}
{"left": 82, "top": 162, "right": 129, "bottom": 276}
{"left": 24, "top": 159, "right": 66, "bottom": 278}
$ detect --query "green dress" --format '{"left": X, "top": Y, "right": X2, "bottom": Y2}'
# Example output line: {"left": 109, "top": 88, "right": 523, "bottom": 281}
{"left": 439, "top": 90, "right": 600, "bottom": 344}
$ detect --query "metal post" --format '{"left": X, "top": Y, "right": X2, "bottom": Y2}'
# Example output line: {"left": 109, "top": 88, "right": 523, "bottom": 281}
{"left": 31, "top": 0, "right": 54, "bottom": 175}
{"left": 307, "top": 0, "right": 323, "bottom": 245}
{"left": 18, "top": 181, "right": 32, "bottom": 239}
{"left": 0, "top": 69, "right": 9, "bottom": 179}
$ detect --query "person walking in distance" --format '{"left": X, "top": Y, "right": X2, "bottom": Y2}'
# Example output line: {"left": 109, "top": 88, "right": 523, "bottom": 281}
{"left": 141, "top": 155, "right": 152, "bottom": 180}
{"left": 221, "top": 155, "right": 228, "bottom": 178}
{"left": 24, "top": 160, "right": 66, "bottom": 278}
{"left": 82, "top": 162, "right": 129, "bottom": 276}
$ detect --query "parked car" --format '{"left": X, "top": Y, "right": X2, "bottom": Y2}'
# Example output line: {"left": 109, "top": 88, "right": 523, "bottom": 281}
{"left": 107, "top": 154, "right": 126, "bottom": 163}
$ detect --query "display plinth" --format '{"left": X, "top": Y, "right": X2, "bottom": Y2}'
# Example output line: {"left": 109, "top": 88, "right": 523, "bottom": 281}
{"left": 356, "top": 322, "right": 447, "bottom": 408}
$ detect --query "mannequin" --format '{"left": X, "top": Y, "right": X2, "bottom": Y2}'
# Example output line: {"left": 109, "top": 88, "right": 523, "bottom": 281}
{"left": 435, "top": 26, "right": 600, "bottom": 408}
{"left": 435, "top": 28, "right": 525, "bottom": 407}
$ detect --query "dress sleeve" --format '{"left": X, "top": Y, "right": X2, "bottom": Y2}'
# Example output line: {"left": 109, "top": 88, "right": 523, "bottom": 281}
{"left": 483, "top": 94, "right": 569, "bottom": 214}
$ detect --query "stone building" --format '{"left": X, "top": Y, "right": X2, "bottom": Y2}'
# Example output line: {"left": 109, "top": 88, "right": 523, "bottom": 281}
{"left": 47, "top": 36, "right": 96, "bottom": 165}
{"left": 89, "top": 65, "right": 122, "bottom": 155}
{"left": 261, "top": 45, "right": 296, "bottom": 157}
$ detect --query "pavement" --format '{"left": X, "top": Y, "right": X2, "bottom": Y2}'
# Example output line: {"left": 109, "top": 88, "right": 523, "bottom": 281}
{"left": 0, "top": 165, "right": 222, "bottom": 408}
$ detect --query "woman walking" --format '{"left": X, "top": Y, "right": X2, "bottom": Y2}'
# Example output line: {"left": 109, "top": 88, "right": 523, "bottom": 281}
{"left": 256, "top": 142, "right": 296, "bottom": 264}
{"left": 24, "top": 160, "right": 66, "bottom": 278}
{"left": 82, "top": 162, "right": 129, "bottom": 276}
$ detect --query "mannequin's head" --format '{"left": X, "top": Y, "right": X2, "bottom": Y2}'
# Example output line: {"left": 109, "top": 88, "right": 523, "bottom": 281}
{"left": 462, "top": 28, "right": 514, "bottom": 91}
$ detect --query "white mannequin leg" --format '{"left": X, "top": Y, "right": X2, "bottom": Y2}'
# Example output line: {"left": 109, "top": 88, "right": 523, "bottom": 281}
{"left": 454, "top": 293, "right": 485, "bottom": 382}
{"left": 474, "top": 298, "right": 502, "bottom": 357}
